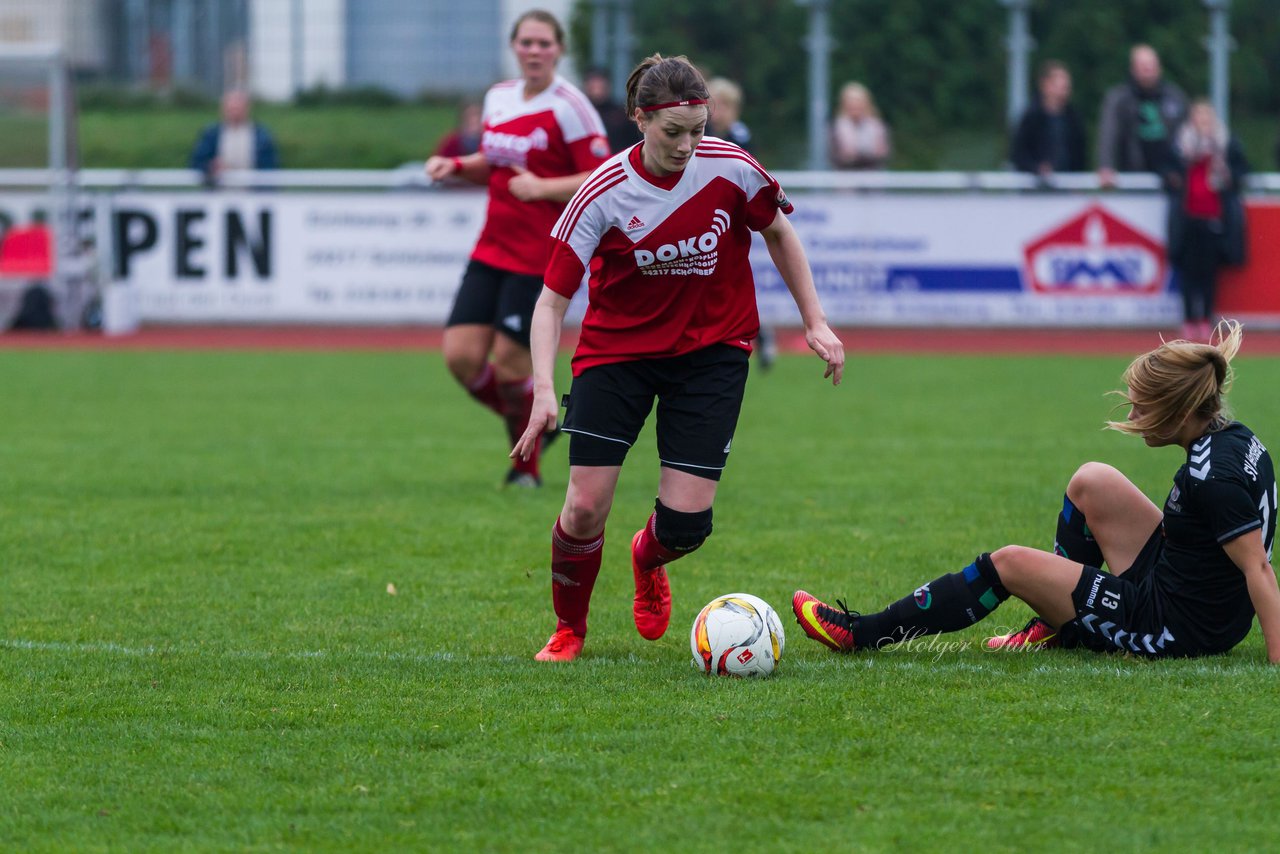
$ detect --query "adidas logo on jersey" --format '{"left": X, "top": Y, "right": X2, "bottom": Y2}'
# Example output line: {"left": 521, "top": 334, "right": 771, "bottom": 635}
{"left": 633, "top": 208, "right": 731, "bottom": 272}
{"left": 626, "top": 216, "right": 646, "bottom": 231}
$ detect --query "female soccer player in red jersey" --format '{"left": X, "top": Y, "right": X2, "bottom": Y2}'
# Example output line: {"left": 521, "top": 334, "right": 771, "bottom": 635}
{"left": 793, "top": 322, "right": 1280, "bottom": 664}
{"left": 511, "top": 54, "right": 846, "bottom": 662}
{"left": 426, "top": 10, "right": 609, "bottom": 488}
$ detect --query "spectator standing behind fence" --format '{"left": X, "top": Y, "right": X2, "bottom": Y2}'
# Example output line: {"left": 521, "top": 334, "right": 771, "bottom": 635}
{"left": 189, "top": 90, "right": 279, "bottom": 184}
{"left": 1096, "top": 44, "right": 1187, "bottom": 188}
{"left": 706, "top": 77, "right": 752, "bottom": 149}
{"left": 583, "top": 66, "right": 641, "bottom": 154}
{"left": 433, "top": 102, "right": 483, "bottom": 158}
{"left": 830, "top": 82, "right": 890, "bottom": 170}
{"left": 1010, "top": 60, "right": 1086, "bottom": 177}
{"left": 1166, "top": 100, "right": 1248, "bottom": 342}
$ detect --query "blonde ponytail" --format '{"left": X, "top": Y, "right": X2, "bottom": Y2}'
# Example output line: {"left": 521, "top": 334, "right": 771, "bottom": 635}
{"left": 1107, "top": 320, "right": 1242, "bottom": 438}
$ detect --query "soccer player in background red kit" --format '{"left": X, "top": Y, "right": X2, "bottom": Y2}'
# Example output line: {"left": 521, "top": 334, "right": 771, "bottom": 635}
{"left": 426, "top": 10, "right": 609, "bottom": 487}
{"left": 512, "top": 54, "right": 846, "bottom": 662}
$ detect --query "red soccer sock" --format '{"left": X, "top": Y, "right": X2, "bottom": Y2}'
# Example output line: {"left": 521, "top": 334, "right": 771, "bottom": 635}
{"left": 464, "top": 363, "right": 504, "bottom": 417}
{"left": 550, "top": 518, "right": 604, "bottom": 637}
{"left": 632, "top": 512, "right": 683, "bottom": 573}
{"left": 498, "top": 377, "right": 538, "bottom": 476}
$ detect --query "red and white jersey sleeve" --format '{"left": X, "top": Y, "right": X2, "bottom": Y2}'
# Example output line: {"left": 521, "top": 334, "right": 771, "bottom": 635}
{"left": 545, "top": 137, "right": 794, "bottom": 375}
{"left": 470, "top": 75, "right": 609, "bottom": 276}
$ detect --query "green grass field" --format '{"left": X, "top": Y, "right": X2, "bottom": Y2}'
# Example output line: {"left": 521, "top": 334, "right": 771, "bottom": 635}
{"left": 3, "top": 348, "right": 1280, "bottom": 851}
{"left": 73, "top": 104, "right": 460, "bottom": 171}
{"left": 2, "top": 99, "right": 1274, "bottom": 171}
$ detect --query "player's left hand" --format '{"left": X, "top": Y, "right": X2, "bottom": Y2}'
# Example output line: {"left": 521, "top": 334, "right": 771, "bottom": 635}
{"left": 805, "top": 322, "right": 845, "bottom": 386}
{"left": 507, "top": 166, "right": 544, "bottom": 201}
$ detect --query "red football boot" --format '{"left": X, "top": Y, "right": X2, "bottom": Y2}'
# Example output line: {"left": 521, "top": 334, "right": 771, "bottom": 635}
{"left": 631, "top": 529, "right": 672, "bottom": 640}
{"left": 534, "top": 628, "right": 584, "bottom": 662}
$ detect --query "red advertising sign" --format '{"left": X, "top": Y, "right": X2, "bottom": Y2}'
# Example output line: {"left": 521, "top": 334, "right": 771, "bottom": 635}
{"left": 1023, "top": 203, "right": 1166, "bottom": 296}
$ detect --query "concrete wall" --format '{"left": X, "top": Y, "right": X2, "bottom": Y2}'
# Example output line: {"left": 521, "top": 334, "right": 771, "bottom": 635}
{"left": 250, "top": 0, "right": 345, "bottom": 101}
{"left": 0, "top": 0, "right": 109, "bottom": 68}
{"left": 345, "top": 0, "right": 500, "bottom": 98}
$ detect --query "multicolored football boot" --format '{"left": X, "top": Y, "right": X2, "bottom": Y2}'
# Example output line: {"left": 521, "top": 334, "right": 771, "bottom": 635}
{"left": 792, "top": 590, "right": 857, "bottom": 653}
{"left": 985, "top": 617, "right": 1060, "bottom": 650}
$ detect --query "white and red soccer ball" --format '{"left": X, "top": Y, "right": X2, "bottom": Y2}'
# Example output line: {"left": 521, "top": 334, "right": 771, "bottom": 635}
{"left": 690, "top": 593, "right": 785, "bottom": 677}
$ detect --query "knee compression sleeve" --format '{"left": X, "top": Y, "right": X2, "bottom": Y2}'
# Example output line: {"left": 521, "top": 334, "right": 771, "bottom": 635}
{"left": 1055, "top": 495, "right": 1103, "bottom": 567}
{"left": 653, "top": 500, "right": 713, "bottom": 554}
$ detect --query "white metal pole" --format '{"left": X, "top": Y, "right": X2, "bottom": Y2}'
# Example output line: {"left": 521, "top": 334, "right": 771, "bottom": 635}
{"left": 798, "top": 0, "right": 832, "bottom": 170}
{"left": 591, "top": 0, "right": 610, "bottom": 73}
{"left": 611, "top": 0, "right": 633, "bottom": 103}
{"left": 1203, "top": 0, "right": 1233, "bottom": 127}
{"left": 1000, "top": 0, "right": 1035, "bottom": 129}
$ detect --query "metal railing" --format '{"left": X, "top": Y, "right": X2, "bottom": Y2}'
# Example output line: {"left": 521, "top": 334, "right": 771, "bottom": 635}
{"left": 3, "top": 168, "right": 1280, "bottom": 193}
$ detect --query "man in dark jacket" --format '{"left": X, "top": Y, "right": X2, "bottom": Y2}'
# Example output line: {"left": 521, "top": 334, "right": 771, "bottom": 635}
{"left": 189, "top": 90, "right": 279, "bottom": 184}
{"left": 1096, "top": 44, "right": 1187, "bottom": 188}
{"left": 1010, "top": 60, "right": 1086, "bottom": 176}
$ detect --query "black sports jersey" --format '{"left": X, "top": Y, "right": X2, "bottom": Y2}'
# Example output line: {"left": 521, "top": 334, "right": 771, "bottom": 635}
{"left": 1153, "top": 422, "right": 1278, "bottom": 653}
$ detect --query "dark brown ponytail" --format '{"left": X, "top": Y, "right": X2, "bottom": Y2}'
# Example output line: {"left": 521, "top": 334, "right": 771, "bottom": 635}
{"left": 625, "top": 53, "right": 709, "bottom": 117}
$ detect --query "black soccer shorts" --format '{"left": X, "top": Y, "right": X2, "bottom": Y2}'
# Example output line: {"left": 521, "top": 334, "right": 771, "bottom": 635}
{"left": 445, "top": 259, "right": 542, "bottom": 349}
{"left": 1068, "top": 527, "right": 1188, "bottom": 657}
{"left": 561, "top": 344, "right": 750, "bottom": 481}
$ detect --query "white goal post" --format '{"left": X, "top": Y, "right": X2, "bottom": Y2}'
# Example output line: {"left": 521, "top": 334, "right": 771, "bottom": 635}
{"left": 0, "top": 43, "right": 100, "bottom": 330}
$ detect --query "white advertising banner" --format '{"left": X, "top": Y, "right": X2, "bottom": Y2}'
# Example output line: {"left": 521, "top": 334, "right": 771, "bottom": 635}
{"left": 753, "top": 192, "right": 1180, "bottom": 327}
{"left": 107, "top": 191, "right": 488, "bottom": 322}
{"left": 1, "top": 189, "right": 1180, "bottom": 326}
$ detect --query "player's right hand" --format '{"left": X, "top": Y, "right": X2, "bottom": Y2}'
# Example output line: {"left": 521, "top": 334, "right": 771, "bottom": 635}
{"left": 425, "top": 156, "right": 454, "bottom": 181}
{"left": 805, "top": 321, "right": 845, "bottom": 387}
{"left": 512, "top": 390, "right": 559, "bottom": 461}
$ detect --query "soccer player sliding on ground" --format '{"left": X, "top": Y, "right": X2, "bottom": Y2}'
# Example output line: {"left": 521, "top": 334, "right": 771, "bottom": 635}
{"left": 795, "top": 321, "right": 1280, "bottom": 663}
{"left": 512, "top": 53, "right": 845, "bottom": 662}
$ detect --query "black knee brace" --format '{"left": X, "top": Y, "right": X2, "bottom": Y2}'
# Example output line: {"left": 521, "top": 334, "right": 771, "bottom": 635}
{"left": 653, "top": 499, "right": 714, "bottom": 553}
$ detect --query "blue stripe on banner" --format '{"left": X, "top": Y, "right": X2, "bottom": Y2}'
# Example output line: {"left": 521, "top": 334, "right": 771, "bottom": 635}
{"left": 753, "top": 263, "right": 1026, "bottom": 295}
{"left": 884, "top": 267, "right": 1025, "bottom": 293}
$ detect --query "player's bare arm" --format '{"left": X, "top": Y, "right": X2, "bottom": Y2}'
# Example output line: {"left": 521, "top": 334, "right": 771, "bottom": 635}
{"left": 760, "top": 210, "right": 844, "bottom": 386}
{"left": 513, "top": 286, "right": 570, "bottom": 462}
{"left": 1222, "top": 531, "right": 1280, "bottom": 664}
{"left": 507, "top": 166, "right": 596, "bottom": 203}
{"left": 425, "top": 152, "right": 489, "bottom": 184}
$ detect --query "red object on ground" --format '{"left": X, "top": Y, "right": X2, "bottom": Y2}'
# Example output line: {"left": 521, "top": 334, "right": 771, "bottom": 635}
{"left": 0, "top": 224, "right": 54, "bottom": 277}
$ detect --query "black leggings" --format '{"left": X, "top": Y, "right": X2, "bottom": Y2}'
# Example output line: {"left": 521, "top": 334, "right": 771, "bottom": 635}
{"left": 1175, "top": 218, "right": 1222, "bottom": 323}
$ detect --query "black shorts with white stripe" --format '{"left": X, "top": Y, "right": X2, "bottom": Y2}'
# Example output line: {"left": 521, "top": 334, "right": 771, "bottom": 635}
{"left": 1067, "top": 529, "right": 1188, "bottom": 657}
{"left": 560, "top": 344, "right": 749, "bottom": 481}
{"left": 445, "top": 259, "right": 542, "bottom": 349}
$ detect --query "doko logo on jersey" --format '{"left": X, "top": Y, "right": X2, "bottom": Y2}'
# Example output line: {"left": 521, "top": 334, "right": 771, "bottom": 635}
{"left": 483, "top": 127, "right": 549, "bottom": 168}
{"left": 1022, "top": 203, "right": 1166, "bottom": 295}
{"left": 633, "top": 208, "right": 730, "bottom": 276}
